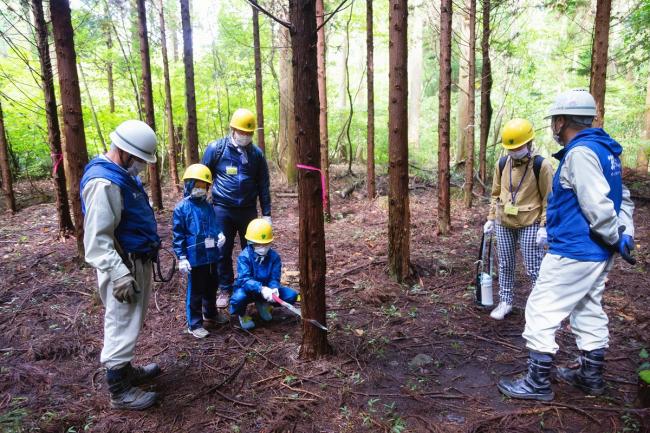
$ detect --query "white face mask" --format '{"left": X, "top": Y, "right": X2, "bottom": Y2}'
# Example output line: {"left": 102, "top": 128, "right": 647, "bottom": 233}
{"left": 551, "top": 119, "right": 564, "bottom": 145}
{"left": 254, "top": 245, "right": 270, "bottom": 256}
{"left": 233, "top": 132, "right": 252, "bottom": 147}
{"left": 508, "top": 148, "right": 530, "bottom": 160}
{"left": 127, "top": 160, "right": 146, "bottom": 176}
{"left": 190, "top": 187, "right": 207, "bottom": 199}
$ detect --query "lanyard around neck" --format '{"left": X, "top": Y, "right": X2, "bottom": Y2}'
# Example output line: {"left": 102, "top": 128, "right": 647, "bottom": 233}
{"left": 509, "top": 157, "right": 529, "bottom": 204}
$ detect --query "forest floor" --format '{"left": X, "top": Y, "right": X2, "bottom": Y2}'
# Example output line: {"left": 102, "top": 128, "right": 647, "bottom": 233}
{"left": 1, "top": 166, "right": 649, "bottom": 433}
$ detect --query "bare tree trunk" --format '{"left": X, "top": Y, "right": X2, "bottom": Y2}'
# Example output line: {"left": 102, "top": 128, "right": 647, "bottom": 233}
{"left": 105, "top": 4, "right": 115, "bottom": 113}
{"left": 316, "top": 0, "right": 331, "bottom": 217}
{"left": 159, "top": 0, "right": 180, "bottom": 189}
{"left": 50, "top": 0, "right": 90, "bottom": 257}
{"left": 290, "top": 0, "right": 331, "bottom": 359}
{"left": 252, "top": 7, "right": 266, "bottom": 154}
{"left": 387, "top": 0, "right": 410, "bottom": 282}
{"left": 180, "top": 0, "right": 199, "bottom": 164}
{"left": 0, "top": 99, "right": 16, "bottom": 213}
{"left": 438, "top": 0, "right": 452, "bottom": 235}
{"left": 78, "top": 63, "right": 107, "bottom": 153}
{"left": 636, "top": 73, "right": 650, "bottom": 176}
{"left": 589, "top": 0, "right": 611, "bottom": 128}
{"left": 478, "top": 0, "right": 492, "bottom": 194}
{"left": 107, "top": 9, "right": 142, "bottom": 119}
{"left": 137, "top": 0, "right": 163, "bottom": 210}
{"left": 366, "top": 0, "right": 375, "bottom": 199}
{"left": 279, "top": 25, "right": 297, "bottom": 185}
{"left": 408, "top": 2, "right": 423, "bottom": 148}
{"left": 463, "top": 0, "right": 476, "bottom": 208}
{"left": 31, "top": 0, "right": 74, "bottom": 233}
{"left": 455, "top": 1, "right": 470, "bottom": 166}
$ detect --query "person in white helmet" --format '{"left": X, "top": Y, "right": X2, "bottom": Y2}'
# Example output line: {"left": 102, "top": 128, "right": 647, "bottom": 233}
{"left": 80, "top": 120, "right": 161, "bottom": 410}
{"left": 498, "top": 90, "right": 635, "bottom": 402}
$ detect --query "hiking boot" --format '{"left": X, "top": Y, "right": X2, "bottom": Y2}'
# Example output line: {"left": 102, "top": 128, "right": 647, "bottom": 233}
{"left": 557, "top": 349, "right": 606, "bottom": 395}
{"left": 216, "top": 291, "right": 230, "bottom": 309}
{"left": 107, "top": 365, "right": 158, "bottom": 410}
{"left": 255, "top": 301, "right": 273, "bottom": 322}
{"left": 238, "top": 315, "right": 255, "bottom": 330}
{"left": 203, "top": 312, "right": 228, "bottom": 328}
{"left": 126, "top": 362, "right": 161, "bottom": 386}
{"left": 490, "top": 302, "right": 512, "bottom": 320}
{"left": 498, "top": 352, "right": 555, "bottom": 401}
{"left": 187, "top": 327, "right": 210, "bottom": 338}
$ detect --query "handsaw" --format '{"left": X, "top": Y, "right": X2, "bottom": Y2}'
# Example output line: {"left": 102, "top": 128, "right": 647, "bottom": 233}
{"left": 271, "top": 293, "right": 328, "bottom": 332}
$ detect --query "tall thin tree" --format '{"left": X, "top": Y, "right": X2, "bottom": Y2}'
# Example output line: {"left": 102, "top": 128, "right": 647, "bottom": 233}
{"left": 50, "top": 0, "right": 90, "bottom": 257}
{"left": 366, "top": 0, "right": 375, "bottom": 199}
{"left": 159, "top": 0, "right": 180, "bottom": 189}
{"left": 0, "top": 99, "right": 16, "bottom": 213}
{"left": 316, "top": 0, "right": 331, "bottom": 217}
{"left": 136, "top": 0, "right": 163, "bottom": 209}
{"left": 438, "top": 0, "right": 452, "bottom": 235}
{"left": 180, "top": 0, "right": 199, "bottom": 164}
{"left": 289, "top": 0, "right": 331, "bottom": 359}
{"left": 589, "top": 0, "right": 611, "bottom": 128}
{"left": 463, "top": 0, "right": 476, "bottom": 208}
{"left": 105, "top": 3, "right": 115, "bottom": 113}
{"left": 478, "top": 0, "right": 492, "bottom": 194}
{"left": 252, "top": 7, "right": 266, "bottom": 154}
{"left": 31, "top": 0, "right": 74, "bottom": 235}
{"left": 387, "top": 0, "right": 410, "bottom": 282}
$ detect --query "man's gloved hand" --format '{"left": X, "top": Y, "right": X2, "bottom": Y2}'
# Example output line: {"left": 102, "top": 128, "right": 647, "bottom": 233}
{"left": 217, "top": 232, "right": 226, "bottom": 249}
{"left": 536, "top": 226, "right": 548, "bottom": 248}
{"left": 261, "top": 286, "right": 279, "bottom": 302}
{"left": 262, "top": 216, "right": 272, "bottom": 226}
{"left": 483, "top": 220, "right": 494, "bottom": 234}
{"left": 179, "top": 257, "right": 192, "bottom": 274}
{"left": 617, "top": 226, "right": 635, "bottom": 265}
{"left": 112, "top": 275, "right": 140, "bottom": 304}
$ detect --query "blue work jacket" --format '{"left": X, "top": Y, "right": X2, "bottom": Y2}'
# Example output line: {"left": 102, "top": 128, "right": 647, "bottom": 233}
{"left": 235, "top": 245, "right": 282, "bottom": 294}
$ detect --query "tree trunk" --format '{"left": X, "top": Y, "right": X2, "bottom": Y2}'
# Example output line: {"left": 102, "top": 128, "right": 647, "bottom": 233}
{"left": 463, "top": 0, "right": 476, "bottom": 208}
{"left": 279, "top": 25, "right": 297, "bottom": 185}
{"left": 105, "top": 4, "right": 115, "bottom": 113}
{"left": 408, "top": 3, "right": 423, "bottom": 148}
{"left": 78, "top": 63, "right": 107, "bottom": 153}
{"left": 136, "top": 0, "right": 163, "bottom": 210}
{"left": 31, "top": 0, "right": 74, "bottom": 233}
{"left": 589, "top": 0, "right": 611, "bottom": 128}
{"left": 316, "top": 0, "right": 331, "bottom": 217}
{"left": 252, "top": 7, "right": 266, "bottom": 154}
{"left": 0, "top": 99, "right": 16, "bottom": 213}
{"left": 636, "top": 73, "right": 650, "bottom": 176}
{"left": 438, "top": 0, "right": 452, "bottom": 235}
{"left": 366, "top": 0, "right": 375, "bottom": 199}
{"left": 159, "top": 0, "right": 180, "bottom": 189}
{"left": 478, "top": 0, "right": 492, "bottom": 194}
{"left": 290, "top": 0, "right": 331, "bottom": 359}
{"left": 455, "top": 1, "right": 470, "bottom": 166}
{"left": 50, "top": 0, "right": 90, "bottom": 257}
{"left": 180, "top": 0, "right": 199, "bottom": 164}
{"left": 387, "top": 0, "right": 410, "bottom": 282}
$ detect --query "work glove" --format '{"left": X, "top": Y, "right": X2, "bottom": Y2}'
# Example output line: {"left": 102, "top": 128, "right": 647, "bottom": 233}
{"left": 536, "top": 227, "right": 547, "bottom": 248}
{"left": 262, "top": 216, "right": 272, "bottom": 226}
{"left": 217, "top": 232, "right": 226, "bottom": 249}
{"left": 483, "top": 220, "right": 494, "bottom": 234}
{"left": 112, "top": 275, "right": 140, "bottom": 304}
{"left": 261, "top": 286, "right": 279, "bottom": 303}
{"left": 178, "top": 257, "right": 192, "bottom": 274}
{"left": 617, "top": 226, "right": 635, "bottom": 265}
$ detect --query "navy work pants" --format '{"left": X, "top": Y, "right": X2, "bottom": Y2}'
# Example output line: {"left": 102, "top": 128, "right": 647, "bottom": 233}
{"left": 186, "top": 263, "right": 218, "bottom": 330}
{"left": 213, "top": 205, "right": 257, "bottom": 292}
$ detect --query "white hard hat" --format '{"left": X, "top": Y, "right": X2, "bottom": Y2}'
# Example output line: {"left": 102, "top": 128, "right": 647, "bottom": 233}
{"left": 545, "top": 89, "right": 597, "bottom": 119}
{"left": 109, "top": 120, "right": 157, "bottom": 163}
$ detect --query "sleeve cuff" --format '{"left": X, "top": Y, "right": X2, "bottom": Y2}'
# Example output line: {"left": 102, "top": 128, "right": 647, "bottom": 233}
{"left": 109, "top": 263, "right": 131, "bottom": 282}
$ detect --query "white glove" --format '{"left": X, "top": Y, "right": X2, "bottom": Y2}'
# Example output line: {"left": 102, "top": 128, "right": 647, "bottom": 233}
{"left": 483, "top": 220, "right": 494, "bottom": 234}
{"left": 536, "top": 226, "right": 548, "bottom": 248}
{"left": 261, "top": 286, "right": 279, "bottom": 302}
{"left": 217, "top": 232, "right": 226, "bottom": 249}
{"left": 262, "top": 216, "right": 272, "bottom": 226}
{"left": 179, "top": 258, "right": 192, "bottom": 274}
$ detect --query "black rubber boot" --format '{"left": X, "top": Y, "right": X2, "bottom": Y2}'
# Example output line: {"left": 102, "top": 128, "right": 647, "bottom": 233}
{"left": 556, "top": 349, "right": 605, "bottom": 395}
{"left": 107, "top": 365, "right": 158, "bottom": 410}
{"left": 126, "top": 362, "right": 161, "bottom": 386}
{"left": 498, "top": 352, "right": 555, "bottom": 401}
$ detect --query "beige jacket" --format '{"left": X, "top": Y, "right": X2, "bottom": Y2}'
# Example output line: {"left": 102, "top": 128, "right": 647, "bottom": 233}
{"left": 488, "top": 154, "right": 554, "bottom": 228}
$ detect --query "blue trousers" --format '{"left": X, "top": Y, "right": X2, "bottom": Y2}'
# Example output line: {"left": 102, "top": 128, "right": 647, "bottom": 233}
{"left": 186, "top": 264, "right": 218, "bottom": 330}
{"left": 213, "top": 205, "right": 257, "bottom": 292}
{"left": 229, "top": 285, "right": 298, "bottom": 316}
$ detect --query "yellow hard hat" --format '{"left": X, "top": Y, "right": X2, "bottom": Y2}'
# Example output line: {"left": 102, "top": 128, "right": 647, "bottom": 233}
{"left": 182, "top": 164, "right": 212, "bottom": 184}
{"left": 245, "top": 218, "right": 274, "bottom": 244}
{"left": 230, "top": 108, "right": 256, "bottom": 133}
{"left": 501, "top": 118, "right": 535, "bottom": 150}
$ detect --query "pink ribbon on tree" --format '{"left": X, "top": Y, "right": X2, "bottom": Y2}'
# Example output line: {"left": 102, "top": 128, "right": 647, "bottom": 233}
{"left": 51, "top": 153, "right": 64, "bottom": 177}
{"left": 296, "top": 163, "right": 328, "bottom": 211}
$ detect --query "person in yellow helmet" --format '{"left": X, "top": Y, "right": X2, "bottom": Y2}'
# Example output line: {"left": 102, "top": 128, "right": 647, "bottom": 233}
{"left": 201, "top": 109, "right": 272, "bottom": 311}
{"left": 172, "top": 164, "right": 226, "bottom": 338}
{"left": 229, "top": 218, "right": 298, "bottom": 330}
{"left": 483, "top": 118, "right": 554, "bottom": 320}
